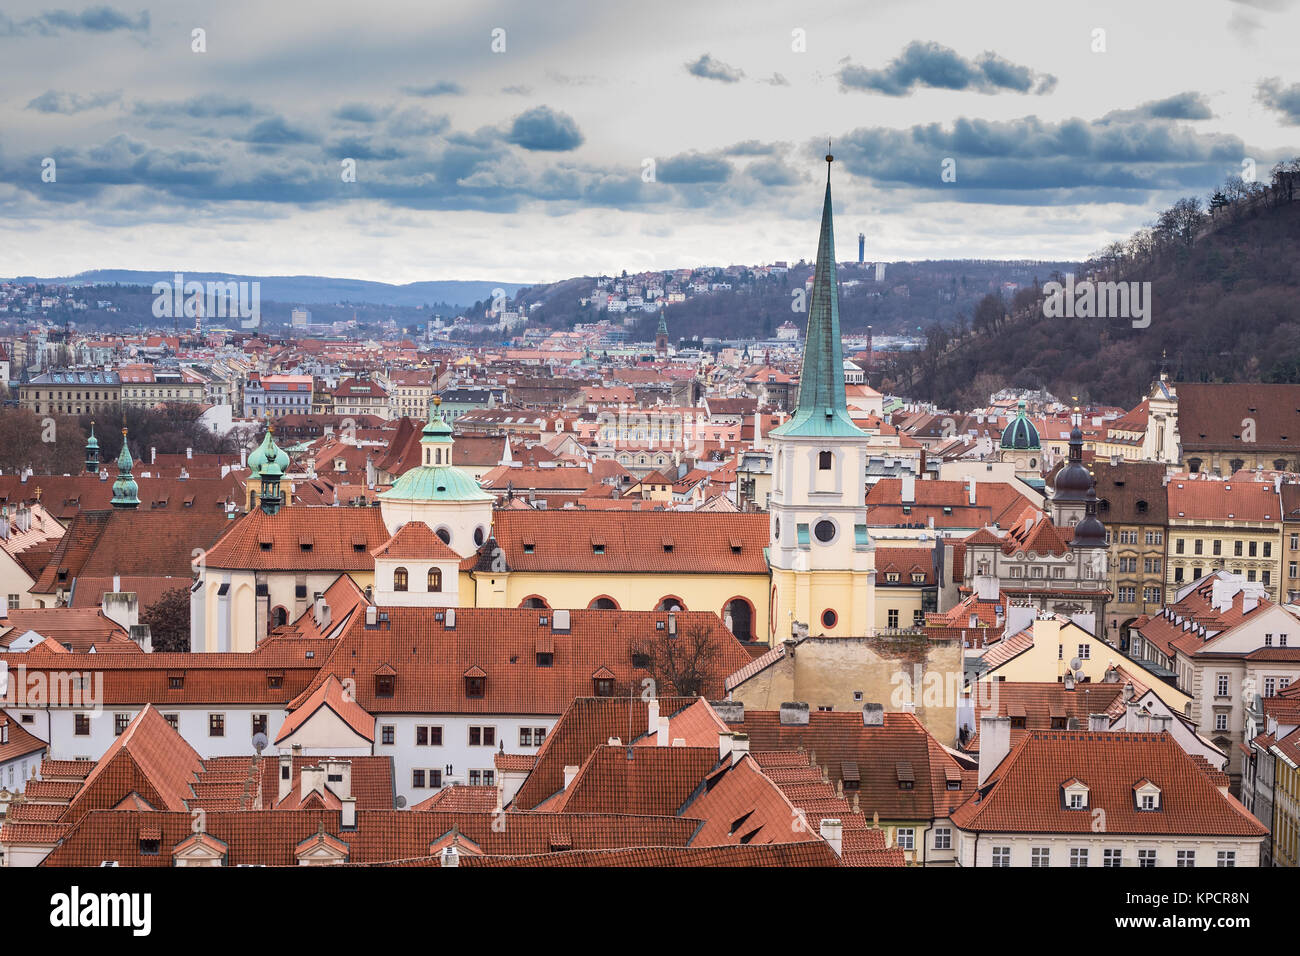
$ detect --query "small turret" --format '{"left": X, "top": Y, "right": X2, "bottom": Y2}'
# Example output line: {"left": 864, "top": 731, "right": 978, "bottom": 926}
{"left": 85, "top": 421, "right": 100, "bottom": 474}
{"left": 110, "top": 427, "right": 139, "bottom": 509}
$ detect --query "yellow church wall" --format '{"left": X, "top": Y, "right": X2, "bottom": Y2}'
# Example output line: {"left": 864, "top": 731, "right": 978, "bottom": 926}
{"left": 770, "top": 567, "right": 875, "bottom": 641}
{"left": 465, "top": 569, "right": 771, "bottom": 641}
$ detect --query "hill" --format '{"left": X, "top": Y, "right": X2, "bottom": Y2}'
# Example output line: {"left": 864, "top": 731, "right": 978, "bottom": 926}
{"left": 895, "top": 164, "right": 1300, "bottom": 409}
{"left": 4, "top": 270, "right": 528, "bottom": 310}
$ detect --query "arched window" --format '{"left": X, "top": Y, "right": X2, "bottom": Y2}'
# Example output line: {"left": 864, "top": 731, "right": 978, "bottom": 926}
{"left": 657, "top": 596, "right": 686, "bottom": 612}
{"left": 427, "top": 568, "right": 442, "bottom": 592}
{"left": 519, "top": 596, "right": 549, "bottom": 609}
{"left": 393, "top": 567, "right": 409, "bottom": 592}
{"left": 724, "top": 597, "right": 755, "bottom": 641}
{"left": 271, "top": 606, "right": 288, "bottom": 628}
{"left": 588, "top": 596, "right": 619, "bottom": 610}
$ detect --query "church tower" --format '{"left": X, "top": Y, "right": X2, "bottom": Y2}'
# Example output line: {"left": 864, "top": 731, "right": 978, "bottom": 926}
{"left": 246, "top": 424, "right": 289, "bottom": 514}
{"left": 655, "top": 310, "right": 668, "bottom": 358}
{"left": 85, "top": 421, "right": 100, "bottom": 474}
{"left": 378, "top": 396, "right": 494, "bottom": 557}
{"left": 110, "top": 428, "right": 140, "bottom": 509}
{"left": 766, "top": 153, "right": 875, "bottom": 639}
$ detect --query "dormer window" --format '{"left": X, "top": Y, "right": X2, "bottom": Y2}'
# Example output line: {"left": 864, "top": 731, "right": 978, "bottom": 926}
{"left": 465, "top": 676, "right": 485, "bottom": 698}
{"left": 594, "top": 677, "right": 613, "bottom": 697}
{"left": 911, "top": 573, "right": 925, "bottom": 584}
{"left": 536, "top": 652, "right": 553, "bottom": 667}
{"left": 1062, "top": 779, "right": 1090, "bottom": 810}
{"left": 1134, "top": 780, "right": 1162, "bottom": 811}
{"left": 375, "top": 674, "right": 394, "bottom": 698}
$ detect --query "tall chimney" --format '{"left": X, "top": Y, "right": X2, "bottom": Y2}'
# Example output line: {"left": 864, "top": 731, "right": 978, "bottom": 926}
{"left": 647, "top": 698, "right": 660, "bottom": 737}
{"left": 978, "top": 716, "right": 1012, "bottom": 786}
{"left": 656, "top": 716, "right": 669, "bottom": 747}
{"left": 340, "top": 796, "right": 357, "bottom": 830}
{"left": 563, "top": 765, "right": 579, "bottom": 790}
{"left": 278, "top": 750, "right": 293, "bottom": 803}
{"left": 819, "top": 818, "right": 843, "bottom": 857}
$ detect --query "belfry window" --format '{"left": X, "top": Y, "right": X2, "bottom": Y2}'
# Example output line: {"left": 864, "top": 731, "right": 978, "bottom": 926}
{"left": 818, "top": 451, "right": 833, "bottom": 470}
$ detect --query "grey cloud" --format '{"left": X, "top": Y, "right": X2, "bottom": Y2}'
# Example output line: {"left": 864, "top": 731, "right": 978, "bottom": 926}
{"left": 839, "top": 41, "right": 1056, "bottom": 96}
{"left": 26, "top": 89, "right": 120, "bottom": 113}
{"left": 745, "top": 157, "right": 801, "bottom": 187}
{"left": 0, "top": 6, "right": 149, "bottom": 36}
{"left": 656, "top": 152, "right": 732, "bottom": 184}
{"left": 401, "top": 81, "right": 464, "bottom": 97}
{"left": 1102, "top": 92, "right": 1214, "bottom": 122}
{"left": 333, "top": 103, "right": 387, "bottom": 124}
{"left": 1256, "top": 78, "right": 1300, "bottom": 123}
{"left": 133, "top": 95, "right": 265, "bottom": 120}
{"left": 686, "top": 53, "right": 744, "bottom": 83}
{"left": 505, "top": 106, "right": 583, "bottom": 152}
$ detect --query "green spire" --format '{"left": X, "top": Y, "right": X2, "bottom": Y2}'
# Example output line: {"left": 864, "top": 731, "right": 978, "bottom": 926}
{"left": 770, "top": 153, "right": 862, "bottom": 439}
{"left": 657, "top": 311, "right": 668, "bottom": 336}
{"left": 111, "top": 427, "right": 139, "bottom": 509}
{"left": 85, "top": 421, "right": 100, "bottom": 474}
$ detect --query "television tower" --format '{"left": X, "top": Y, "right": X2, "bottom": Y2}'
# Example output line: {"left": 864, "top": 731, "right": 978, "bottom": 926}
{"left": 858, "top": 232, "right": 865, "bottom": 264}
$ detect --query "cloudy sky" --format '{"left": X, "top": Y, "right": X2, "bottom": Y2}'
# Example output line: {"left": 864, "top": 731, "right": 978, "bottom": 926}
{"left": 1, "top": 0, "right": 1299, "bottom": 284}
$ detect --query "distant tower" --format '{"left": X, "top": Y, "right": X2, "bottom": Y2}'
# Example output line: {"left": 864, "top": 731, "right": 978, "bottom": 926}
{"left": 110, "top": 428, "right": 140, "bottom": 509}
{"left": 85, "top": 421, "right": 99, "bottom": 474}
{"left": 655, "top": 310, "right": 668, "bottom": 358}
{"left": 247, "top": 424, "right": 289, "bottom": 515}
{"left": 858, "top": 233, "right": 865, "bottom": 264}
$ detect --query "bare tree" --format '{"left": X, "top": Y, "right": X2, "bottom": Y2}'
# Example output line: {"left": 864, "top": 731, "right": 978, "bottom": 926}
{"left": 630, "top": 622, "right": 723, "bottom": 698}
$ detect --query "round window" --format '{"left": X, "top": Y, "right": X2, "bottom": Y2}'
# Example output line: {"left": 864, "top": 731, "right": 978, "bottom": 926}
{"left": 473, "top": 526, "right": 486, "bottom": 547}
{"left": 821, "top": 609, "right": 838, "bottom": 629}
{"left": 774, "top": 517, "right": 781, "bottom": 540}
{"left": 814, "top": 519, "right": 835, "bottom": 543}
{"left": 436, "top": 527, "right": 451, "bottom": 545}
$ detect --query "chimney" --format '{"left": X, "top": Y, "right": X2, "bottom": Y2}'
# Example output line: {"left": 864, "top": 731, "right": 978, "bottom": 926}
{"left": 440, "top": 844, "right": 460, "bottom": 867}
{"left": 901, "top": 473, "right": 915, "bottom": 505}
{"left": 1124, "top": 698, "right": 1140, "bottom": 730}
{"left": 647, "top": 698, "right": 660, "bottom": 736}
{"left": 324, "top": 758, "right": 352, "bottom": 799}
{"left": 563, "top": 765, "right": 579, "bottom": 790}
{"left": 710, "top": 700, "right": 744, "bottom": 724}
{"left": 978, "top": 716, "right": 1012, "bottom": 786}
{"left": 779, "top": 702, "right": 810, "bottom": 726}
{"left": 819, "top": 818, "right": 843, "bottom": 857}
{"left": 340, "top": 796, "right": 357, "bottom": 830}
{"left": 278, "top": 750, "right": 294, "bottom": 803}
{"left": 1088, "top": 713, "right": 1110, "bottom": 731}
{"left": 186, "top": 446, "right": 193, "bottom": 460}
{"left": 656, "top": 716, "right": 669, "bottom": 747}
{"left": 729, "top": 732, "right": 749, "bottom": 761}
{"left": 967, "top": 476, "right": 976, "bottom": 505}
{"left": 862, "top": 703, "right": 884, "bottom": 727}
{"left": 300, "top": 764, "right": 326, "bottom": 803}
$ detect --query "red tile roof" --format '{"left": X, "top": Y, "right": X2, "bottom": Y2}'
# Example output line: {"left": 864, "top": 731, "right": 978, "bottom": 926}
{"left": 951, "top": 731, "right": 1267, "bottom": 836}
{"left": 202, "top": 506, "right": 390, "bottom": 571}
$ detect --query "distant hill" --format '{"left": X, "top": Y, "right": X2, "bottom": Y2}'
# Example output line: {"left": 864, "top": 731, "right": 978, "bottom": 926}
{"left": 897, "top": 170, "right": 1300, "bottom": 409}
{"left": 5, "top": 270, "right": 529, "bottom": 310}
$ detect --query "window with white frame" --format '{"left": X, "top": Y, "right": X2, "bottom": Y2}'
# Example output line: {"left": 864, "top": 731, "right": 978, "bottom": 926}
{"left": 1070, "top": 848, "right": 1089, "bottom": 867}
{"left": 933, "top": 828, "right": 951, "bottom": 850}
{"left": 1030, "top": 847, "right": 1050, "bottom": 867}
{"left": 1176, "top": 850, "right": 1196, "bottom": 867}
{"left": 991, "top": 846, "right": 1010, "bottom": 867}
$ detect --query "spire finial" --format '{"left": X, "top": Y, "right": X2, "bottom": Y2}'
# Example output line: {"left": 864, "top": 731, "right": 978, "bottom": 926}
{"left": 825, "top": 139, "right": 833, "bottom": 166}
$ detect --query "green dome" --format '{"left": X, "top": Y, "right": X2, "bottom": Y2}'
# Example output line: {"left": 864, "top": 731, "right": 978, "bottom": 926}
{"left": 1000, "top": 400, "right": 1040, "bottom": 450}
{"left": 85, "top": 422, "right": 99, "bottom": 450}
{"left": 249, "top": 427, "right": 289, "bottom": 475}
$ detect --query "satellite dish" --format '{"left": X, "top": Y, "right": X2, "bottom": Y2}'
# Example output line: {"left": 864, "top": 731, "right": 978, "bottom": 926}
{"left": 1075, "top": 670, "right": 1086, "bottom": 681}
{"left": 251, "top": 733, "right": 269, "bottom": 754}
{"left": 395, "top": 795, "right": 407, "bottom": 808}
{"left": 1069, "top": 658, "right": 1082, "bottom": 670}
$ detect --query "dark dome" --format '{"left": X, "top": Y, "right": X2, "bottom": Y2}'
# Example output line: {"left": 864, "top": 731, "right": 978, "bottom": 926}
{"left": 1000, "top": 400, "right": 1040, "bottom": 450}
{"left": 1071, "top": 490, "right": 1107, "bottom": 548}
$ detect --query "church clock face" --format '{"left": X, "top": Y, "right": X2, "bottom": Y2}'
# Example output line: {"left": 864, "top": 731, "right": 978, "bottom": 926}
{"left": 814, "top": 519, "right": 836, "bottom": 543}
